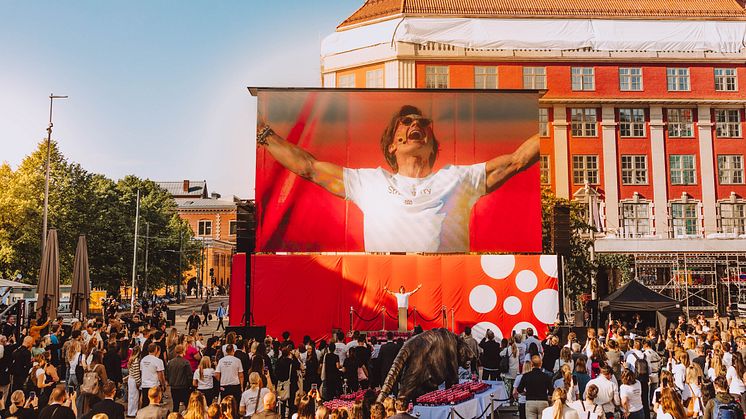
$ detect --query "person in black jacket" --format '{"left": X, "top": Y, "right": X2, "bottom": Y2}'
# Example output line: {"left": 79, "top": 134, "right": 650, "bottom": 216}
{"left": 377, "top": 332, "right": 399, "bottom": 385}
{"left": 9, "top": 336, "right": 33, "bottom": 395}
{"left": 516, "top": 355, "right": 553, "bottom": 419}
{"left": 479, "top": 329, "right": 501, "bottom": 381}
{"left": 80, "top": 380, "right": 125, "bottom": 419}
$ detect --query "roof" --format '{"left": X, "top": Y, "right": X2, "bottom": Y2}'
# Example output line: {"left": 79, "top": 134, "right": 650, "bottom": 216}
{"left": 155, "top": 181, "right": 207, "bottom": 198}
{"left": 0, "top": 279, "right": 35, "bottom": 289}
{"left": 599, "top": 279, "right": 680, "bottom": 311}
{"left": 175, "top": 198, "right": 236, "bottom": 210}
{"left": 338, "top": 0, "right": 746, "bottom": 28}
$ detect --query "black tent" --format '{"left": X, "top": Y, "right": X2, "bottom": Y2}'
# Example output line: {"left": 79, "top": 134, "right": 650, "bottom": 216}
{"left": 599, "top": 279, "right": 682, "bottom": 332}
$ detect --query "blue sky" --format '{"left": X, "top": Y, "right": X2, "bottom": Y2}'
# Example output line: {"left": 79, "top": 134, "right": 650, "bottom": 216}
{"left": 0, "top": 1, "right": 359, "bottom": 198}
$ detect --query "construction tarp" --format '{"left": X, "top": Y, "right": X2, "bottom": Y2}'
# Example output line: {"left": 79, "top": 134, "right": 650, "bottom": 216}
{"left": 321, "top": 17, "right": 746, "bottom": 57}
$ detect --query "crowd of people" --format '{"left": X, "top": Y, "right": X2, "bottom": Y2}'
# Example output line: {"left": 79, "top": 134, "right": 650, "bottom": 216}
{"left": 0, "top": 302, "right": 742, "bottom": 419}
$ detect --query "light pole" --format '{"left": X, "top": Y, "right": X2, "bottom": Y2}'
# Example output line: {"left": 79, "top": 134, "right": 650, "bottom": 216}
{"left": 41, "top": 94, "right": 68, "bottom": 253}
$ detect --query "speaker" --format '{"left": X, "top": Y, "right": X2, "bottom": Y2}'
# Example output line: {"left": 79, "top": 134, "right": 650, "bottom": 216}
{"left": 235, "top": 200, "right": 256, "bottom": 254}
{"left": 226, "top": 325, "right": 267, "bottom": 341}
{"left": 167, "top": 309, "right": 176, "bottom": 325}
{"left": 552, "top": 204, "right": 571, "bottom": 255}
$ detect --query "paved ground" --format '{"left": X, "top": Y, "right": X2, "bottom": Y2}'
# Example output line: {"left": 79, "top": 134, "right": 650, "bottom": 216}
{"left": 168, "top": 294, "right": 230, "bottom": 336}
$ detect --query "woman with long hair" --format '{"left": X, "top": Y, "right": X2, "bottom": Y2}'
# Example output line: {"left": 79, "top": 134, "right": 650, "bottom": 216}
{"left": 4, "top": 390, "right": 37, "bottom": 419}
{"left": 501, "top": 337, "right": 520, "bottom": 398}
{"left": 103, "top": 338, "right": 123, "bottom": 388}
{"left": 620, "top": 370, "right": 644, "bottom": 419}
{"left": 726, "top": 351, "right": 746, "bottom": 412}
{"left": 185, "top": 335, "right": 202, "bottom": 372}
{"left": 303, "top": 343, "right": 321, "bottom": 393}
{"left": 127, "top": 344, "right": 142, "bottom": 417}
{"left": 555, "top": 347, "right": 574, "bottom": 374}
{"left": 194, "top": 356, "right": 216, "bottom": 405}
{"left": 67, "top": 339, "right": 84, "bottom": 387}
{"left": 513, "top": 360, "right": 533, "bottom": 419}
{"left": 670, "top": 350, "right": 689, "bottom": 391}
{"left": 570, "top": 384, "right": 605, "bottom": 419}
{"left": 183, "top": 391, "right": 209, "bottom": 419}
{"left": 657, "top": 387, "right": 687, "bottom": 419}
{"left": 682, "top": 365, "right": 703, "bottom": 418}
{"left": 707, "top": 350, "right": 726, "bottom": 382}
{"left": 31, "top": 353, "right": 56, "bottom": 406}
{"left": 297, "top": 395, "right": 318, "bottom": 419}
{"left": 605, "top": 340, "right": 622, "bottom": 381}
{"left": 221, "top": 395, "right": 238, "bottom": 419}
{"left": 541, "top": 388, "right": 580, "bottom": 419}
{"left": 573, "top": 356, "right": 591, "bottom": 398}
{"left": 207, "top": 402, "right": 221, "bottom": 419}
{"left": 589, "top": 347, "right": 607, "bottom": 379}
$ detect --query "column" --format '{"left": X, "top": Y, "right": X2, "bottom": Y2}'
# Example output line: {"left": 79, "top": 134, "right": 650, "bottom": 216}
{"left": 649, "top": 107, "right": 669, "bottom": 236}
{"left": 384, "top": 61, "right": 399, "bottom": 88}
{"left": 697, "top": 105, "right": 717, "bottom": 235}
{"left": 552, "top": 105, "right": 570, "bottom": 199}
{"left": 601, "top": 106, "right": 619, "bottom": 232}
{"left": 322, "top": 72, "right": 336, "bottom": 88}
{"left": 398, "top": 60, "right": 415, "bottom": 88}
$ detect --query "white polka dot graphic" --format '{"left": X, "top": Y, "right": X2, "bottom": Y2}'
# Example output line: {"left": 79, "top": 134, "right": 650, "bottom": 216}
{"left": 480, "top": 255, "right": 516, "bottom": 279}
{"left": 532, "top": 289, "right": 559, "bottom": 324}
{"left": 469, "top": 285, "right": 497, "bottom": 313}
{"left": 503, "top": 296, "right": 522, "bottom": 315}
{"left": 472, "top": 322, "right": 503, "bottom": 342}
{"left": 512, "top": 321, "right": 537, "bottom": 335}
{"left": 515, "top": 270, "right": 538, "bottom": 293}
{"left": 539, "top": 255, "right": 558, "bottom": 278}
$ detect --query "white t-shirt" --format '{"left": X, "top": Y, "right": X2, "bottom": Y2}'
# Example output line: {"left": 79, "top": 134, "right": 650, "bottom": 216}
{"left": 726, "top": 365, "right": 746, "bottom": 394}
{"left": 394, "top": 292, "right": 413, "bottom": 308}
{"left": 334, "top": 342, "right": 347, "bottom": 365}
{"left": 140, "top": 354, "right": 165, "bottom": 389}
{"left": 670, "top": 362, "right": 686, "bottom": 391}
{"left": 343, "top": 163, "right": 486, "bottom": 252}
{"left": 240, "top": 387, "right": 270, "bottom": 417}
{"left": 193, "top": 367, "right": 215, "bottom": 390}
{"left": 570, "top": 401, "right": 604, "bottom": 419}
{"left": 216, "top": 355, "right": 243, "bottom": 386}
{"left": 682, "top": 384, "right": 702, "bottom": 415}
{"left": 620, "top": 381, "right": 644, "bottom": 413}
{"left": 69, "top": 352, "right": 82, "bottom": 375}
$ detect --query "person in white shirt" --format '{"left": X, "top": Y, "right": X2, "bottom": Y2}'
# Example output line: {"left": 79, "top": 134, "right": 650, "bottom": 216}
{"left": 140, "top": 343, "right": 166, "bottom": 408}
{"left": 619, "top": 370, "right": 644, "bottom": 419}
{"left": 584, "top": 365, "right": 620, "bottom": 418}
{"left": 193, "top": 356, "right": 217, "bottom": 405}
{"left": 215, "top": 344, "right": 245, "bottom": 403}
{"left": 625, "top": 341, "right": 647, "bottom": 374}
{"left": 256, "top": 105, "right": 540, "bottom": 253}
{"left": 240, "top": 372, "right": 274, "bottom": 418}
{"left": 541, "top": 388, "right": 580, "bottom": 419}
{"left": 725, "top": 352, "right": 746, "bottom": 396}
{"left": 524, "top": 328, "right": 543, "bottom": 356}
{"left": 332, "top": 332, "right": 347, "bottom": 365}
{"left": 384, "top": 284, "right": 422, "bottom": 332}
{"left": 570, "top": 384, "right": 605, "bottom": 419}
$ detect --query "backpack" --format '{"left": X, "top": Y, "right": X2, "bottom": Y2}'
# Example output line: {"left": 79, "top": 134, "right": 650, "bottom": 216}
{"left": 80, "top": 364, "right": 101, "bottom": 394}
{"left": 713, "top": 398, "right": 743, "bottom": 419}
{"left": 499, "top": 351, "right": 510, "bottom": 374}
{"left": 632, "top": 352, "right": 648, "bottom": 376}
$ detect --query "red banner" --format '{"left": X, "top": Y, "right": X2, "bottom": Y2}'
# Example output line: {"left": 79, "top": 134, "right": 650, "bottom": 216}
{"left": 239, "top": 254, "right": 558, "bottom": 341}
{"left": 255, "top": 89, "right": 541, "bottom": 253}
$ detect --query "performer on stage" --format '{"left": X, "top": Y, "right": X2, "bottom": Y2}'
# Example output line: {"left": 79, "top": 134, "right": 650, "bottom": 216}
{"left": 384, "top": 284, "right": 422, "bottom": 332}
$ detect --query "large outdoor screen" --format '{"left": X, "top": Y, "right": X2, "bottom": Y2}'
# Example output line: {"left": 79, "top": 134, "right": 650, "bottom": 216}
{"left": 255, "top": 89, "right": 541, "bottom": 253}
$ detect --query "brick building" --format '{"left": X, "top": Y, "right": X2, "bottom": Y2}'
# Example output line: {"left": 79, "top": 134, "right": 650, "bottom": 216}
{"left": 319, "top": 0, "right": 746, "bottom": 315}
{"left": 156, "top": 180, "right": 236, "bottom": 290}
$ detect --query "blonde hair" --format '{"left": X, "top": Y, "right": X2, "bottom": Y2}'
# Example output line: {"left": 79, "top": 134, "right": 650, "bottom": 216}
{"left": 67, "top": 340, "right": 82, "bottom": 362}
{"left": 198, "top": 356, "right": 212, "bottom": 380}
{"left": 551, "top": 387, "right": 568, "bottom": 419}
{"left": 660, "top": 387, "right": 687, "bottom": 419}
{"left": 183, "top": 391, "right": 208, "bottom": 419}
{"left": 9, "top": 390, "right": 25, "bottom": 414}
{"left": 249, "top": 371, "right": 262, "bottom": 388}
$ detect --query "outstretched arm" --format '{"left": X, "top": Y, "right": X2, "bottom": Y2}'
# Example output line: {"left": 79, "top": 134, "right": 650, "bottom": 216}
{"left": 484, "top": 134, "right": 540, "bottom": 193}
{"left": 258, "top": 118, "right": 345, "bottom": 198}
{"left": 410, "top": 284, "right": 423, "bottom": 295}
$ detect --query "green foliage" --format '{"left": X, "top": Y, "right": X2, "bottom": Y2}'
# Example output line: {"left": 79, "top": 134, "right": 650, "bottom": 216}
{"left": 0, "top": 141, "right": 200, "bottom": 293}
{"left": 596, "top": 253, "right": 635, "bottom": 284}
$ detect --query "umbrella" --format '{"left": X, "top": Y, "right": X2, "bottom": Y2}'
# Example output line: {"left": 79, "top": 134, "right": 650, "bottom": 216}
{"left": 37, "top": 228, "right": 60, "bottom": 320}
{"left": 71, "top": 234, "right": 90, "bottom": 318}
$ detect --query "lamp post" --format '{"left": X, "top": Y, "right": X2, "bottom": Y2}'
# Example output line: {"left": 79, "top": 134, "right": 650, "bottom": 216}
{"left": 41, "top": 94, "right": 68, "bottom": 253}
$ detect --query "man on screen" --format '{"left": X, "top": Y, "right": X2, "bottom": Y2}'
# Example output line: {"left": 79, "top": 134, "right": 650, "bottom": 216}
{"left": 257, "top": 105, "right": 539, "bottom": 252}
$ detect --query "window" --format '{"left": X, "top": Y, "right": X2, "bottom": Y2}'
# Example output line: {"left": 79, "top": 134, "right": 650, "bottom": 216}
{"left": 621, "top": 155, "right": 648, "bottom": 185}
{"left": 718, "top": 155, "right": 744, "bottom": 184}
{"left": 669, "top": 155, "right": 697, "bottom": 185}
{"left": 365, "top": 69, "right": 384, "bottom": 88}
{"left": 425, "top": 65, "right": 449, "bottom": 88}
{"left": 229, "top": 220, "right": 237, "bottom": 236}
{"left": 619, "top": 68, "right": 643, "bottom": 91}
{"left": 572, "top": 155, "right": 599, "bottom": 185}
{"left": 667, "top": 68, "right": 690, "bottom": 91}
{"left": 571, "top": 67, "right": 595, "bottom": 91}
{"left": 715, "top": 68, "right": 738, "bottom": 92}
{"left": 337, "top": 74, "right": 355, "bottom": 88}
{"left": 621, "top": 202, "right": 650, "bottom": 237}
{"left": 715, "top": 109, "right": 742, "bottom": 138}
{"left": 720, "top": 202, "right": 746, "bottom": 235}
{"left": 523, "top": 67, "right": 546, "bottom": 89}
{"left": 198, "top": 220, "right": 212, "bottom": 236}
{"left": 540, "top": 155, "right": 550, "bottom": 185}
{"left": 671, "top": 203, "right": 699, "bottom": 236}
{"left": 571, "top": 108, "right": 597, "bottom": 137}
{"left": 539, "top": 108, "right": 549, "bottom": 137}
{"left": 474, "top": 66, "right": 497, "bottom": 89}
{"left": 619, "top": 109, "right": 646, "bottom": 137}
{"left": 667, "top": 109, "right": 694, "bottom": 138}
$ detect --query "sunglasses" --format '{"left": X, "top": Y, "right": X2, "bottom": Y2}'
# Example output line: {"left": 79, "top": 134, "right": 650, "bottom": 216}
{"left": 399, "top": 115, "right": 431, "bottom": 128}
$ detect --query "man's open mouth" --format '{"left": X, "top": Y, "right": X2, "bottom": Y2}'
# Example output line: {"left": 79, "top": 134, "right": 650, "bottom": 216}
{"left": 407, "top": 128, "right": 425, "bottom": 141}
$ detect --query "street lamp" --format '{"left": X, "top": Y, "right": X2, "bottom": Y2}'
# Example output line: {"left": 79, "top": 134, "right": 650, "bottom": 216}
{"left": 41, "top": 94, "right": 68, "bottom": 253}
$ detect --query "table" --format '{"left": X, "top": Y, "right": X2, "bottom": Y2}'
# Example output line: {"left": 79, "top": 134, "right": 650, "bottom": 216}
{"left": 412, "top": 381, "right": 510, "bottom": 419}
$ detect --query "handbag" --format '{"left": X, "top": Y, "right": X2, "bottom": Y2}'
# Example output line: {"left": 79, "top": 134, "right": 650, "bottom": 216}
{"left": 357, "top": 365, "right": 368, "bottom": 381}
{"left": 277, "top": 363, "right": 292, "bottom": 401}
{"left": 686, "top": 384, "right": 702, "bottom": 418}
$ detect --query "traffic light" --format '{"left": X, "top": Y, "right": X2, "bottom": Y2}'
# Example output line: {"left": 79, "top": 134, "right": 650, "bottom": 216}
{"left": 209, "top": 268, "right": 214, "bottom": 278}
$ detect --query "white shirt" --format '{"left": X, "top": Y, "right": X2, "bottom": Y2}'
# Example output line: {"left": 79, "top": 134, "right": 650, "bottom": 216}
{"left": 240, "top": 387, "right": 270, "bottom": 417}
{"left": 394, "top": 292, "right": 414, "bottom": 308}
{"left": 570, "top": 401, "right": 604, "bottom": 419}
{"left": 726, "top": 365, "right": 746, "bottom": 394}
{"left": 345, "top": 340, "right": 358, "bottom": 355}
{"left": 682, "top": 383, "right": 702, "bottom": 415}
{"left": 525, "top": 336, "right": 543, "bottom": 355}
{"left": 343, "top": 163, "right": 486, "bottom": 252}
{"left": 670, "top": 362, "right": 686, "bottom": 391}
{"left": 140, "top": 354, "right": 165, "bottom": 389}
{"left": 625, "top": 349, "right": 647, "bottom": 373}
{"left": 585, "top": 376, "right": 620, "bottom": 413}
{"left": 620, "top": 381, "right": 644, "bottom": 413}
{"left": 540, "top": 405, "right": 580, "bottom": 419}
{"left": 334, "top": 342, "right": 347, "bottom": 365}
{"left": 216, "top": 355, "right": 243, "bottom": 386}
{"left": 69, "top": 352, "right": 82, "bottom": 375}
{"left": 193, "top": 367, "right": 215, "bottom": 390}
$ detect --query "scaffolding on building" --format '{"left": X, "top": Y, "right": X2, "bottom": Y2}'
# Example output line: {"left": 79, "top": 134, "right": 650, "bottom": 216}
{"left": 631, "top": 253, "right": 746, "bottom": 318}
